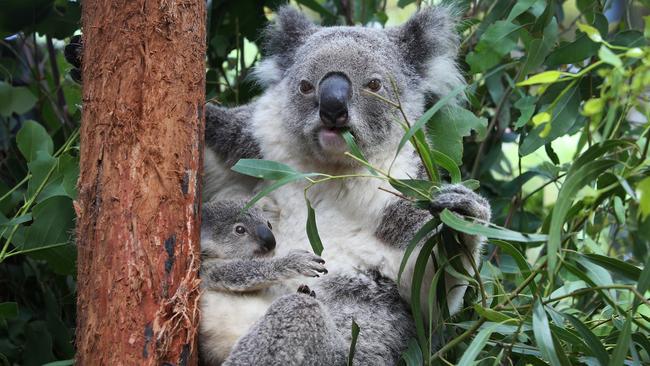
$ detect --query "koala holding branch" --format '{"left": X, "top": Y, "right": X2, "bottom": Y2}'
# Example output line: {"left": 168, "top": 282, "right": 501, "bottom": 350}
{"left": 205, "top": 6, "right": 492, "bottom": 365}
{"left": 199, "top": 200, "right": 327, "bottom": 365}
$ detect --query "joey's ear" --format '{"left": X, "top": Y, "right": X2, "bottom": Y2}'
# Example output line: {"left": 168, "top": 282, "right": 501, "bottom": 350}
{"left": 254, "top": 6, "right": 316, "bottom": 86}
{"left": 387, "top": 6, "right": 460, "bottom": 76}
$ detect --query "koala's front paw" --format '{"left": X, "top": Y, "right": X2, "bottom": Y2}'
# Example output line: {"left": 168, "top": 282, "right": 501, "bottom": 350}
{"left": 297, "top": 284, "right": 316, "bottom": 298}
{"left": 64, "top": 35, "right": 83, "bottom": 83}
{"left": 283, "top": 250, "right": 327, "bottom": 278}
{"left": 429, "top": 184, "right": 491, "bottom": 222}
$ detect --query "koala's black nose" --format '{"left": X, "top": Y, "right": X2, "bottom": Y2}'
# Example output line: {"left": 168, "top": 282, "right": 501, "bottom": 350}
{"left": 256, "top": 224, "right": 276, "bottom": 251}
{"left": 319, "top": 73, "right": 351, "bottom": 128}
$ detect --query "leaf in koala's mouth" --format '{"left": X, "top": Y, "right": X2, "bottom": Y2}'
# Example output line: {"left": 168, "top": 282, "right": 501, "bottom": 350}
{"left": 318, "top": 128, "right": 348, "bottom": 153}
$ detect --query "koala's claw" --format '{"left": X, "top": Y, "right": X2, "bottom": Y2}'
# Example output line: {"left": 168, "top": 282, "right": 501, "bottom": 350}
{"left": 297, "top": 284, "right": 316, "bottom": 298}
{"left": 429, "top": 184, "right": 491, "bottom": 222}
{"left": 284, "top": 250, "right": 328, "bottom": 278}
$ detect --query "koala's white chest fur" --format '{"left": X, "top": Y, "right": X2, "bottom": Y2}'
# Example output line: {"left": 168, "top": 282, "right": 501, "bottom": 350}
{"left": 250, "top": 94, "right": 418, "bottom": 284}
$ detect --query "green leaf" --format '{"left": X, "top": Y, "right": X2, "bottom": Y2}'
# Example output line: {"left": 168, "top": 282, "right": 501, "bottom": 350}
{"left": 232, "top": 159, "right": 301, "bottom": 180}
{"left": 430, "top": 150, "right": 461, "bottom": 184}
{"left": 410, "top": 236, "right": 439, "bottom": 355}
{"left": 0, "top": 81, "right": 37, "bottom": 117}
{"left": 427, "top": 105, "right": 487, "bottom": 165}
{"left": 517, "top": 71, "right": 564, "bottom": 86}
{"left": 547, "top": 159, "right": 618, "bottom": 278}
{"left": 42, "top": 360, "right": 74, "bottom": 366}
{"left": 21, "top": 196, "right": 76, "bottom": 275}
{"left": 0, "top": 214, "right": 32, "bottom": 227}
{"left": 637, "top": 176, "right": 650, "bottom": 220}
{"left": 598, "top": 46, "right": 622, "bottom": 68}
{"left": 305, "top": 198, "right": 324, "bottom": 256}
{"left": 294, "top": 0, "right": 335, "bottom": 18}
{"left": 637, "top": 256, "right": 650, "bottom": 302}
{"left": 520, "top": 86, "right": 581, "bottom": 156}
{"left": 546, "top": 14, "right": 607, "bottom": 66}
{"left": 466, "top": 21, "right": 523, "bottom": 72}
{"left": 625, "top": 47, "right": 644, "bottom": 58}
{"left": 400, "top": 339, "right": 423, "bottom": 366}
{"left": 577, "top": 22, "right": 603, "bottom": 43}
{"left": 244, "top": 173, "right": 316, "bottom": 211}
{"left": 397, "top": 84, "right": 466, "bottom": 155}
{"left": 514, "top": 96, "right": 536, "bottom": 129}
{"left": 397, "top": 218, "right": 440, "bottom": 284}
{"left": 439, "top": 209, "right": 548, "bottom": 242}
{"left": 0, "top": 302, "right": 18, "bottom": 321}
{"left": 490, "top": 239, "right": 537, "bottom": 293}
{"left": 561, "top": 313, "right": 609, "bottom": 365}
{"left": 16, "top": 120, "right": 54, "bottom": 162}
{"left": 23, "top": 321, "right": 55, "bottom": 365}
{"left": 473, "top": 304, "right": 512, "bottom": 323}
{"left": 481, "top": 21, "right": 524, "bottom": 52}
{"left": 532, "top": 300, "right": 563, "bottom": 366}
{"left": 610, "top": 316, "right": 633, "bottom": 366}
{"left": 26, "top": 151, "right": 57, "bottom": 199}
{"left": 457, "top": 323, "right": 501, "bottom": 366}
{"left": 506, "top": 0, "right": 538, "bottom": 22}
{"left": 389, "top": 179, "right": 436, "bottom": 201}
{"left": 582, "top": 98, "right": 605, "bottom": 116}
{"left": 582, "top": 253, "right": 641, "bottom": 281}
{"left": 342, "top": 131, "right": 377, "bottom": 176}
{"left": 520, "top": 17, "right": 559, "bottom": 78}
{"left": 347, "top": 320, "right": 360, "bottom": 366}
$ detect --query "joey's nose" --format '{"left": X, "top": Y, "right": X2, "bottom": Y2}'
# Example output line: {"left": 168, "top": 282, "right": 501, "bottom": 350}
{"left": 256, "top": 224, "right": 276, "bottom": 251}
{"left": 319, "top": 73, "right": 351, "bottom": 128}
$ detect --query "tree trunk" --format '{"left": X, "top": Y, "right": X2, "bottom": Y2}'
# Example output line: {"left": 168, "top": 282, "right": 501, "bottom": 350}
{"left": 75, "top": 1, "right": 205, "bottom": 364}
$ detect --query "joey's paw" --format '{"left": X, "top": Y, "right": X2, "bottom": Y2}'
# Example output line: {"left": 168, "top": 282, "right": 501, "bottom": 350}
{"left": 429, "top": 184, "right": 491, "bottom": 222}
{"left": 64, "top": 35, "right": 83, "bottom": 83}
{"left": 284, "top": 250, "right": 328, "bottom": 278}
{"left": 297, "top": 284, "right": 316, "bottom": 298}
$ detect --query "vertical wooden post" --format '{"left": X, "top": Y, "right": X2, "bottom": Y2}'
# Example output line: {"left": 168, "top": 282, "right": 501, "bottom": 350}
{"left": 75, "top": 1, "right": 205, "bottom": 364}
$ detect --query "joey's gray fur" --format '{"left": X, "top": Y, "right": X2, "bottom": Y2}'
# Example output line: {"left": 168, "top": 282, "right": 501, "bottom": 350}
{"left": 199, "top": 200, "right": 327, "bottom": 365}
{"left": 200, "top": 5, "right": 490, "bottom": 366}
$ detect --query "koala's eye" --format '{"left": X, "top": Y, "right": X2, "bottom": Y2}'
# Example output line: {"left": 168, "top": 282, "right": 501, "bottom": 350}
{"left": 267, "top": 221, "right": 272, "bottom": 230}
{"left": 366, "top": 79, "right": 381, "bottom": 92}
{"left": 234, "top": 225, "right": 246, "bottom": 235}
{"left": 299, "top": 80, "right": 314, "bottom": 94}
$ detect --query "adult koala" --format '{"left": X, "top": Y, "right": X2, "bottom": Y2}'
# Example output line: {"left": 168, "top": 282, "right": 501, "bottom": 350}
{"left": 204, "top": 5, "right": 491, "bottom": 366}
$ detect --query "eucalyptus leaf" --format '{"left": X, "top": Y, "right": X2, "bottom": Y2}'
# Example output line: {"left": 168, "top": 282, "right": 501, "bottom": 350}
{"left": 17, "top": 121, "right": 54, "bottom": 162}
{"left": 532, "top": 301, "right": 564, "bottom": 366}
{"left": 0, "top": 82, "right": 37, "bottom": 117}
{"left": 439, "top": 209, "right": 548, "bottom": 242}
{"left": 305, "top": 198, "right": 324, "bottom": 256}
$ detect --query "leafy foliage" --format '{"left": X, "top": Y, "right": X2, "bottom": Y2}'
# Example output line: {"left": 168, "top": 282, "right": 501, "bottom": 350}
{"left": 1, "top": 0, "right": 649, "bottom": 365}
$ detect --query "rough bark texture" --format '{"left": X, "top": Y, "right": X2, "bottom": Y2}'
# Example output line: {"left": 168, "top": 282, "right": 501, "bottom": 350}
{"left": 75, "top": 1, "right": 205, "bottom": 364}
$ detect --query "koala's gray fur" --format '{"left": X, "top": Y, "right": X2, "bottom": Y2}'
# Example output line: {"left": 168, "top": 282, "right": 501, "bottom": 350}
{"left": 201, "top": 5, "right": 491, "bottom": 365}
{"left": 199, "top": 200, "right": 327, "bottom": 365}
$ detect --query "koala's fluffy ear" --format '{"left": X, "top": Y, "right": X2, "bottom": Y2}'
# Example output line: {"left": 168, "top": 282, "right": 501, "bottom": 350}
{"left": 254, "top": 6, "right": 316, "bottom": 86}
{"left": 388, "top": 6, "right": 459, "bottom": 73}
{"left": 387, "top": 6, "right": 464, "bottom": 100}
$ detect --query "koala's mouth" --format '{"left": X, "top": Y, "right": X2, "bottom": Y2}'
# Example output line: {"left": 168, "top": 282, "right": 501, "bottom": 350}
{"left": 317, "top": 126, "right": 353, "bottom": 154}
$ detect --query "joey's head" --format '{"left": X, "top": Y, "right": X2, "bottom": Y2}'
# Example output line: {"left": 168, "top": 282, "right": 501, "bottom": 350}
{"left": 201, "top": 200, "right": 276, "bottom": 260}
{"left": 255, "top": 6, "right": 464, "bottom": 166}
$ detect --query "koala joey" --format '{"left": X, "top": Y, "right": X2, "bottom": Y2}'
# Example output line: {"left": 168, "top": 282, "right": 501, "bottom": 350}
{"left": 199, "top": 200, "right": 327, "bottom": 365}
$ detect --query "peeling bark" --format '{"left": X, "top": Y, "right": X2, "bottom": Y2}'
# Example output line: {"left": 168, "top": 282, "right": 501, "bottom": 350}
{"left": 75, "top": 1, "right": 205, "bottom": 364}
